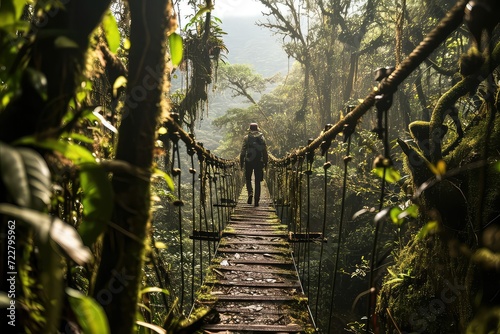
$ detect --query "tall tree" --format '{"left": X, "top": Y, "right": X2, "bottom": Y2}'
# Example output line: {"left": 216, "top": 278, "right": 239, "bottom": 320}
{"left": 92, "top": 1, "right": 176, "bottom": 333}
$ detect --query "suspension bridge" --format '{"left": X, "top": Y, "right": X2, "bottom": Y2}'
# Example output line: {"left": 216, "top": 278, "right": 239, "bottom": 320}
{"left": 196, "top": 184, "right": 315, "bottom": 333}
{"left": 152, "top": 1, "right": 500, "bottom": 332}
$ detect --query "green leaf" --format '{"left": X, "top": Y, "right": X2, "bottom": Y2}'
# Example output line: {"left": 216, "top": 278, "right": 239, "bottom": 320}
{"left": 112, "top": 76, "right": 127, "bottom": 97}
{"left": 372, "top": 166, "right": 401, "bottom": 183}
{"left": 185, "top": 5, "right": 214, "bottom": 28}
{"left": 136, "top": 321, "right": 166, "bottom": 334}
{"left": 64, "top": 132, "right": 94, "bottom": 144}
{"left": 0, "top": 0, "right": 25, "bottom": 30}
{"left": 389, "top": 207, "right": 403, "bottom": 225}
{"left": 78, "top": 164, "right": 113, "bottom": 246}
{"left": 15, "top": 137, "right": 96, "bottom": 164}
{"left": 0, "top": 203, "right": 92, "bottom": 265}
{"left": 399, "top": 204, "right": 419, "bottom": 219}
{"left": 387, "top": 268, "right": 397, "bottom": 278}
{"left": 153, "top": 168, "right": 174, "bottom": 191}
{"left": 169, "top": 33, "right": 183, "bottom": 66}
{"left": 0, "top": 142, "right": 30, "bottom": 207}
{"left": 54, "top": 36, "right": 79, "bottom": 48}
{"left": 18, "top": 148, "right": 52, "bottom": 210}
{"left": 140, "top": 287, "right": 170, "bottom": 296}
{"left": 66, "top": 288, "right": 110, "bottom": 334}
{"left": 102, "top": 10, "right": 120, "bottom": 53}
{"left": 417, "top": 220, "right": 439, "bottom": 240}
{"left": 0, "top": 143, "right": 51, "bottom": 210}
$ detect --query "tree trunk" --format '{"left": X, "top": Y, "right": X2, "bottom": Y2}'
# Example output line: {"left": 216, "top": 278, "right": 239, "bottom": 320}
{"left": 93, "top": 1, "right": 173, "bottom": 333}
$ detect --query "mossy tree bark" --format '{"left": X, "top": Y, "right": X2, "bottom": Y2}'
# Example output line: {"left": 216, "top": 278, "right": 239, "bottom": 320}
{"left": 92, "top": 1, "right": 174, "bottom": 333}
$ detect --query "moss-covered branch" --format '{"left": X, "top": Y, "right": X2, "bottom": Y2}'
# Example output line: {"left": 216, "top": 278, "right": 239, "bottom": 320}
{"left": 429, "top": 41, "right": 500, "bottom": 163}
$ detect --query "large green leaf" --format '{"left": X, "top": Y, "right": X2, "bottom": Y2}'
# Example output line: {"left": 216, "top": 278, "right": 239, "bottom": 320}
{"left": 0, "top": 203, "right": 92, "bottom": 265}
{"left": 102, "top": 10, "right": 120, "bottom": 53}
{"left": 0, "top": 0, "right": 25, "bottom": 31}
{"left": 0, "top": 142, "right": 30, "bottom": 207}
{"left": 11, "top": 138, "right": 114, "bottom": 246}
{"left": 0, "top": 142, "right": 51, "bottom": 210}
{"left": 18, "top": 148, "right": 51, "bottom": 210}
{"left": 372, "top": 166, "right": 401, "bottom": 183}
{"left": 66, "top": 288, "right": 110, "bottom": 334}
{"left": 15, "top": 137, "right": 96, "bottom": 164}
{"left": 168, "top": 33, "right": 183, "bottom": 66}
{"left": 64, "top": 132, "right": 94, "bottom": 144}
{"left": 78, "top": 164, "right": 113, "bottom": 246}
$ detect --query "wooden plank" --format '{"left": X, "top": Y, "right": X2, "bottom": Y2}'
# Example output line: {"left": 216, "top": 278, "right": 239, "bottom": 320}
{"left": 220, "top": 259, "right": 294, "bottom": 266}
{"left": 214, "top": 307, "right": 292, "bottom": 315}
{"left": 205, "top": 280, "right": 301, "bottom": 289}
{"left": 217, "top": 248, "right": 291, "bottom": 255}
{"left": 223, "top": 230, "right": 288, "bottom": 237}
{"left": 228, "top": 223, "right": 283, "bottom": 228}
{"left": 228, "top": 220, "right": 283, "bottom": 226}
{"left": 210, "top": 265, "right": 296, "bottom": 275}
{"left": 205, "top": 295, "right": 302, "bottom": 302}
{"left": 202, "top": 323, "right": 304, "bottom": 332}
{"left": 220, "top": 240, "right": 288, "bottom": 246}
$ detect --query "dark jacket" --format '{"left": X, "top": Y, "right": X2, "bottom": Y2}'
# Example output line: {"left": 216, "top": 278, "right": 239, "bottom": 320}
{"left": 240, "top": 131, "right": 268, "bottom": 168}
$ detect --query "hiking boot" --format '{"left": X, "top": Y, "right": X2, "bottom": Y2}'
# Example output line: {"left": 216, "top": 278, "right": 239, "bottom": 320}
{"left": 254, "top": 202, "right": 259, "bottom": 207}
{"left": 247, "top": 195, "right": 253, "bottom": 204}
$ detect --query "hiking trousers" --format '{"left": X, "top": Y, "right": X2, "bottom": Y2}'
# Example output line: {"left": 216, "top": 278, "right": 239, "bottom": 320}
{"left": 244, "top": 162, "right": 264, "bottom": 204}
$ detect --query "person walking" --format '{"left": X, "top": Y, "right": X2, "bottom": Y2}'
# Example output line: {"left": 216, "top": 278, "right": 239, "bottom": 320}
{"left": 240, "top": 123, "right": 268, "bottom": 206}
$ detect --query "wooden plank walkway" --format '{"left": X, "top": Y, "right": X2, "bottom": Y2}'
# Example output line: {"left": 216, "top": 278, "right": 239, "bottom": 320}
{"left": 194, "top": 183, "right": 316, "bottom": 333}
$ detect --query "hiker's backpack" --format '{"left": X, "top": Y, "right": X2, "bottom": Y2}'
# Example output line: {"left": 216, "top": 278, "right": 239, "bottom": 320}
{"left": 245, "top": 134, "right": 264, "bottom": 162}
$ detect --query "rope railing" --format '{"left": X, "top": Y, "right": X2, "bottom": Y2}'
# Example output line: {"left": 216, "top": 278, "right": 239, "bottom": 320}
{"left": 153, "top": 114, "right": 242, "bottom": 313}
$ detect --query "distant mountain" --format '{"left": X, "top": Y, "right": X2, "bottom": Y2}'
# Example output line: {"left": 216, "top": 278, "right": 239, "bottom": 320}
{"left": 220, "top": 16, "right": 289, "bottom": 77}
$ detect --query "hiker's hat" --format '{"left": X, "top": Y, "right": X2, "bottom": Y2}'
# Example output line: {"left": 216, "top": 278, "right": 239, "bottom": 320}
{"left": 248, "top": 123, "right": 259, "bottom": 131}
